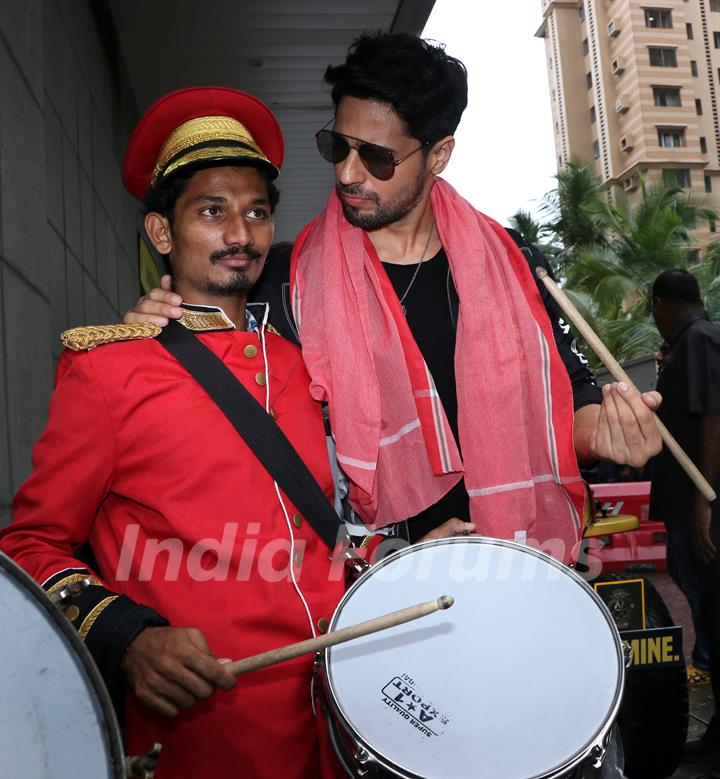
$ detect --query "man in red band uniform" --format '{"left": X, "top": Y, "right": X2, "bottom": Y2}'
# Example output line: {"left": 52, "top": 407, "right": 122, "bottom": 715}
{"left": 0, "top": 88, "right": 345, "bottom": 779}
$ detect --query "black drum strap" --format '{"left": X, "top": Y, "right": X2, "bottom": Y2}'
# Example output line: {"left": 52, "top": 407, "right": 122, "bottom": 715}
{"left": 157, "top": 320, "right": 345, "bottom": 551}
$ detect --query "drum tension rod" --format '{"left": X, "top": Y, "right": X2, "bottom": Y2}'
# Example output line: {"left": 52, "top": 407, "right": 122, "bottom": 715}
{"left": 125, "top": 742, "right": 162, "bottom": 778}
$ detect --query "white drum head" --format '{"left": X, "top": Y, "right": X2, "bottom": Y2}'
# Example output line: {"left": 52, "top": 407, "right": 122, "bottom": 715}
{"left": 325, "top": 538, "right": 623, "bottom": 779}
{"left": 0, "top": 554, "right": 123, "bottom": 778}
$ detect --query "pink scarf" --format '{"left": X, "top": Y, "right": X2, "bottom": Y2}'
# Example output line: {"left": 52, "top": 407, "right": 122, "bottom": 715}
{"left": 291, "top": 179, "right": 585, "bottom": 560}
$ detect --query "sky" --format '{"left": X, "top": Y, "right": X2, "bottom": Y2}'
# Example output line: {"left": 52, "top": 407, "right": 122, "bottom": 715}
{"left": 422, "top": 0, "right": 557, "bottom": 226}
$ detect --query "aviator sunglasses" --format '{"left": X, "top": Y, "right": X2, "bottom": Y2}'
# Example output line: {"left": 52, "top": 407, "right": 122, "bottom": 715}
{"left": 315, "top": 120, "right": 427, "bottom": 181}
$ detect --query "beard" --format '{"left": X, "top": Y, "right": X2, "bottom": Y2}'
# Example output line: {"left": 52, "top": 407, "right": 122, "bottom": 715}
{"left": 204, "top": 268, "right": 252, "bottom": 296}
{"left": 204, "top": 243, "right": 262, "bottom": 295}
{"left": 336, "top": 169, "right": 427, "bottom": 231}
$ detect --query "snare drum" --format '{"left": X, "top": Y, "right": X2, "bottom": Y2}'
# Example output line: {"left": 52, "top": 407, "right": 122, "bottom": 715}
{"left": 319, "top": 538, "right": 625, "bottom": 779}
{"left": 0, "top": 552, "right": 125, "bottom": 778}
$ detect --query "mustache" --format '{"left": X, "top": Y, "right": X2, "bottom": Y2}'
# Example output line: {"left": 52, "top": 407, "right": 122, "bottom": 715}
{"left": 210, "top": 244, "right": 262, "bottom": 262}
{"left": 335, "top": 183, "right": 379, "bottom": 204}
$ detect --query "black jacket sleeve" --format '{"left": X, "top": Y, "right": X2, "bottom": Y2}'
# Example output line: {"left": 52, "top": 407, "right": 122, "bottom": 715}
{"left": 249, "top": 243, "right": 300, "bottom": 346}
{"left": 505, "top": 229, "right": 602, "bottom": 411}
{"left": 42, "top": 566, "right": 168, "bottom": 689}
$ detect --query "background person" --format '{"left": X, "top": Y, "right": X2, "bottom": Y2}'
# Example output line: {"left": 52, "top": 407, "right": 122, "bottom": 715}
{"left": 650, "top": 268, "right": 720, "bottom": 762}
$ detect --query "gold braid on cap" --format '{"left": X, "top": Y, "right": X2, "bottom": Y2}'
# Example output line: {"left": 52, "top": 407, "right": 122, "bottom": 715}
{"left": 152, "top": 116, "right": 269, "bottom": 183}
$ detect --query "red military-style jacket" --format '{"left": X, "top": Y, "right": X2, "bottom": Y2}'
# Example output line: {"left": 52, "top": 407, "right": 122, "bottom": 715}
{"left": 0, "top": 304, "right": 346, "bottom": 779}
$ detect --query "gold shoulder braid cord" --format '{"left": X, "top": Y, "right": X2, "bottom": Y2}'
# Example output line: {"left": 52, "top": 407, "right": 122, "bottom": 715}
{"left": 61, "top": 323, "right": 162, "bottom": 352}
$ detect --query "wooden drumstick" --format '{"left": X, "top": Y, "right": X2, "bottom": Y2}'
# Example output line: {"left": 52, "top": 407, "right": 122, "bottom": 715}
{"left": 226, "top": 595, "right": 454, "bottom": 677}
{"left": 535, "top": 266, "right": 716, "bottom": 502}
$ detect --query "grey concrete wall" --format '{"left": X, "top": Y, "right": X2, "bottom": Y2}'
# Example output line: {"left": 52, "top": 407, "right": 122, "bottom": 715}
{"left": 0, "top": 0, "right": 141, "bottom": 526}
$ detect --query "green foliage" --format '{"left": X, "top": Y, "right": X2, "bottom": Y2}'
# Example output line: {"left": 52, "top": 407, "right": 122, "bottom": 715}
{"left": 525, "top": 164, "right": 720, "bottom": 368}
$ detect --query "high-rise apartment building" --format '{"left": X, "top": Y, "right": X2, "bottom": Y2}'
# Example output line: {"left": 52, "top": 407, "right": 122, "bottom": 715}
{"left": 537, "top": 0, "right": 720, "bottom": 251}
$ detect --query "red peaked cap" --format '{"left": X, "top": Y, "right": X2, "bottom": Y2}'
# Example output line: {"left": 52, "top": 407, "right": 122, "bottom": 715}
{"left": 122, "top": 86, "right": 284, "bottom": 201}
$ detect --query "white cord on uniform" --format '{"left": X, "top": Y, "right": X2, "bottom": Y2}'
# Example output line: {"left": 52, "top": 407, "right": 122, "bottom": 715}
{"left": 259, "top": 305, "right": 317, "bottom": 641}
{"left": 258, "top": 308, "right": 319, "bottom": 713}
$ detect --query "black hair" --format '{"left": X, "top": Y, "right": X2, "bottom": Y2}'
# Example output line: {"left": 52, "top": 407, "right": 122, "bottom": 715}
{"left": 324, "top": 32, "right": 468, "bottom": 146}
{"left": 652, "top": 269, "right": 702, "bottom": 304}
{"left": 143, "top": 162, "right": 280, "bottom": 224}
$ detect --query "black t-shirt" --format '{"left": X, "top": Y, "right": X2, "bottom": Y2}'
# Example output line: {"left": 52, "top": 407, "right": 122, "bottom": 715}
{"left": 382, "top": 246, "right": 600, "bottom": 540}
{"left": 650, "top": 312, "right": 720, "bottom": 525}
{"left": 382, "top": 251, "right": 468, "bottom": 540}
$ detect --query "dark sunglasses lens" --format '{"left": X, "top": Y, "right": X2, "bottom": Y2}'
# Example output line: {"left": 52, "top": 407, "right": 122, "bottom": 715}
{"left": 358, "top": 146, "right": 395, "bottom": 180}
{"left": 316, "top": 130, "right": 350, "bottom": 164}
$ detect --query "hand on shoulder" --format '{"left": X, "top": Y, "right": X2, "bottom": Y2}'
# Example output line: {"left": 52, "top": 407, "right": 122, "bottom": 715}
{"left": 123, "top": 275, "right": 184, "bottom": 326}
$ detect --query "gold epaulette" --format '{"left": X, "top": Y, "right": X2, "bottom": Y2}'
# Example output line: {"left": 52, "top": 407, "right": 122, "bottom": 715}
{"left": 61, "top": 323, "right": 162, "bottom": 352}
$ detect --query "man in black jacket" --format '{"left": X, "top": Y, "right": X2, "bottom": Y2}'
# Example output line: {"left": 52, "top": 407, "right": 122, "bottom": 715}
{"left": 650, "top": 269, "right": 720, "bottom": 764}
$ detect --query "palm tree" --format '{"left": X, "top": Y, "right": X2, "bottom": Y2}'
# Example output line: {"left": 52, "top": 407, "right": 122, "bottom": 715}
{"left": 693, "top": 242, "right": 720, "bottom": 320}
{"left": 532, "top": 165, "right": 720, "bottom": 366}
{"left": 540, "top": 162, "right": 609, "bottom": 254}
{"left": 509, "top": 209, "right": 544, "bottom": 245}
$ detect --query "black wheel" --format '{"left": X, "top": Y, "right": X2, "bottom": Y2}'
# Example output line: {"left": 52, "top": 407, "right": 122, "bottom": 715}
{"left": 594, "top": 573, "right": 688, "bottom": 779}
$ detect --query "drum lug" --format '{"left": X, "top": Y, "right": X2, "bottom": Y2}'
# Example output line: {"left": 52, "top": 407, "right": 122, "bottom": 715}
{"left": 590, "top": 743, "right": 606, "bottom": 769}
{"left": 48, "top": 576, "right": 93, "bottom": 607}
{"left": 622, "top": 640, "right": 633, "bottom": 668}
{"left": 354, "top": 745, "right": 377, "bottom": 775}
{"left": 338, "top": 546, "right": 371, "bottom": 579}
{"left": 346, "top": 556, "right": 372, "bottom": 578}
{"left": 124, "top": 742, "right": 162, "bottom": 778}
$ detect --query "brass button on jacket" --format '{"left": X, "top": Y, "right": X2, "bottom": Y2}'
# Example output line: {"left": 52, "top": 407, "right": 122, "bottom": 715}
{"left": 243, "top": 344, "right": 258, "bottom": 359}
{"left": 292, "top": 513, "right": 303, "bottom": 529}
{"left": 317, "top": 618, "right": 329, "bottom": 634}
{"left": 255, "top": 372, "right": 266, "bottom": 386}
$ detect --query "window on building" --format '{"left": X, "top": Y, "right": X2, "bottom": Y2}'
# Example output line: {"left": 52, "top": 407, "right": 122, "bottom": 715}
{"left": 710, "top": 220, "right": 717, "bottom": 233}
{"left": 653, "top": 86, "right": 681, "bottom": 106}
{"left": 649, "top": 47, "right": 677, "bottom": 67}
{"left": 593, "top": 139, "right": 600, "bottom": 159}
{"left": 712, "top": 0, "right": 720, "bottom": 11}
{"left": 696, "top": 98, "right": 703, "bottom": 115}
{"left": 706, "top": 175, "right": 713, "bottom": 192}
{"left": 686, "top": 22, "right": 694, "bottom": 38}
{"left": 691, "top": 60, "right": 698, "bottom": 76}
{"left": 586, "top": 72, "right": 593, "bottom": 89}
{"left": 663, "top": 168, "right": 691, "bottom": 187}
{"left": 582, "top": 38, "right": 589, "bottom": 56}
{"left": 658, "top": 129, "right": 686, "bottom": 147}
{"left": 590, "top": 105, "right": 596, "bottom": 123}
{"left": 686, "top": 250, "right": 700, "bottom": 264}
{"left": 715, "top": 31, "right": 720, "bottom": 47}
{"left": 579, "top": 4, "right": 586, "bottom": 21}
{"left": 701, "top": 136, "right": 708, "bottom": 153}
{"left": 645, "top": 8, "right": 673, "bottom": 27}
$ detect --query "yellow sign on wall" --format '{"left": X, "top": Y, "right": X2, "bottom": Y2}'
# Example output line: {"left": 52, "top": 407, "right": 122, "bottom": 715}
{"left": 138, "top": 234, "right": 161, "bottom": 294}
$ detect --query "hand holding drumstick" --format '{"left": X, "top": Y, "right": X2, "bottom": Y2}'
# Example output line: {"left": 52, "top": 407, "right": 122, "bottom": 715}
{"left": 536, "top": 267, "right": 716, "bottom": 503}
